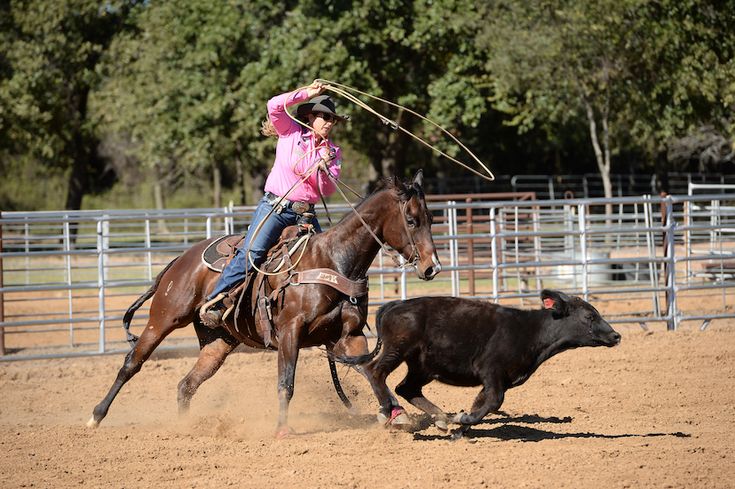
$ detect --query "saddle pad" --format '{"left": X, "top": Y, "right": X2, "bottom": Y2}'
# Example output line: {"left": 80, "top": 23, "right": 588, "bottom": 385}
{"left": 202, "top": 234, "right": 243, "bottom": 272}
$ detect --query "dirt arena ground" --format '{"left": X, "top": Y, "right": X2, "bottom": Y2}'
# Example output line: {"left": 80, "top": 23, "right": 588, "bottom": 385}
{"left": 1, "top": 314, "right": 734, "bottom": 489}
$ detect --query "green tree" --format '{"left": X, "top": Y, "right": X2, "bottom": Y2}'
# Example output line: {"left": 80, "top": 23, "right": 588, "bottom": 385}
{"left": 477, "top": 0, "right": 734, "bottom": 197}
{"left": 92, "top": 0, "right": 298, "bottom": 207}
{"left": 622, "top": 0, "right": 735, "bottom": 184}
{"left": 238, "top": 0, "right": 490, "bottom": 189}
{"left": 0, "top": 0, "right": 137, "bottom": 210}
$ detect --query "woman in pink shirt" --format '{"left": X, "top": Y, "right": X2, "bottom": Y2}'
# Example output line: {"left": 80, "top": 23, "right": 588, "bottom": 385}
{"left": 200, "top": 80, "right": 347, "bottom": 327}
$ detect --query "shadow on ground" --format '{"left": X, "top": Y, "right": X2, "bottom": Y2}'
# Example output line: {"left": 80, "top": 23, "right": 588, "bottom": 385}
{"left": 410, "top": 412, "right": 690, "bottom": 442}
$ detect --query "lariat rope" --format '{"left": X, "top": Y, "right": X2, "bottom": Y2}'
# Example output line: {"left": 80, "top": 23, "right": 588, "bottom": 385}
{"left": 316, "top": 79, "right": 495, "bottom": 182}
{"left": 245, "top": 164, "right": 320, "bottom": 276}
{"left": 246, "top": 78, "right": 469, "bottom": 277}
{"left": 283, "top": 80, "right": 494, "bottom": 182}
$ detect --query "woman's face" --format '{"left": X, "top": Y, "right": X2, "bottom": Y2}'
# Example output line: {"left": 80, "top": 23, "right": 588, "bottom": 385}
{"left": 308, "top": 112, "right": 336, "bottom": 140}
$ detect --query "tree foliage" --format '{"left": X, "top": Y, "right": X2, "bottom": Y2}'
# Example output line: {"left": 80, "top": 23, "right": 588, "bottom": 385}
{"left": 477, "top": 0, "right": 735, "bottom": 194}
{"left": 0, "top": 0, "right": 137, "bottom": 209}
{"left": 1, "top": 0, "right": 733, "bottom": 210}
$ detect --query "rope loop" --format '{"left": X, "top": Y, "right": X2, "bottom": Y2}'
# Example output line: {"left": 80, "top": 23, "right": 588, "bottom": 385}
{"left": 316, "top": 78, "right": 495, "bottom": 182}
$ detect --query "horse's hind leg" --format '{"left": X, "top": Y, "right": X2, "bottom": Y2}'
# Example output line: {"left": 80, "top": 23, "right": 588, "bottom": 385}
{"left": 177, "top": 323, "right": 238, "bottom": 414}
{"left": 87, "top": 318, "right": 178, "bottom": 428}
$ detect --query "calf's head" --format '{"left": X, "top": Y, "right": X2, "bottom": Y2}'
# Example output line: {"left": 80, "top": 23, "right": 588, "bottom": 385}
{"left": 541, "top": 289, "right": 621, "bottom": 347}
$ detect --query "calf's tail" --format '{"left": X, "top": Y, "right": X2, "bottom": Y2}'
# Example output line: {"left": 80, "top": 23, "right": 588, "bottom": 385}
{"left": 333, "top": 337, "right": 383, "bottom": 366}
{"left": 123, "top": 256, "right": 179, "bottom": 347}
{"left": 333, "top": 301, "right": 398, "bottom": 365}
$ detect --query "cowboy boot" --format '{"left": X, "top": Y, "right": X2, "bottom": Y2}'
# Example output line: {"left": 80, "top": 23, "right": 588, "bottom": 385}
{"left": 199, "top": 293, "right": 227, "bottom": 328}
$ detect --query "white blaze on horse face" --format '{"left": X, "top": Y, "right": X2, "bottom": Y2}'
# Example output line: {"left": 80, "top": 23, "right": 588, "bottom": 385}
{"left": 432, "top": 252, "right": 442, "bottom": 274}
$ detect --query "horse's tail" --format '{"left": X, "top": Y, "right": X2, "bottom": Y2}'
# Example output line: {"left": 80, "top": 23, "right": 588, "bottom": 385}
{"left": 123, "top": 256, "right": 180, "bottom": 348}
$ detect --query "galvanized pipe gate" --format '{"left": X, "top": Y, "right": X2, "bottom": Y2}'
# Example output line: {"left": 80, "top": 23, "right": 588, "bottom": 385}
{"left": 2, "top": 193, "right": 734, "bottom": 360}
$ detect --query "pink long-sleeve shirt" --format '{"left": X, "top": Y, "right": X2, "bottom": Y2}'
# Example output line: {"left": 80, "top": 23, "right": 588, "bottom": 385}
{"left": 263, "top": 89, "right": 342, "bottom": 204}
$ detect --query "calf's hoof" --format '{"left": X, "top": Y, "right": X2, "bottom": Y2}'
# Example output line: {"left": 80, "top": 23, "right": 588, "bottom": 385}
{"left": 434, "top": 418, "right": 448, "bottom": 431}
{"left": 450, "top": 426, "right": 469, "bottom": 440}
{"left": 86, "top": 417, "right": 99, "bottom": 429}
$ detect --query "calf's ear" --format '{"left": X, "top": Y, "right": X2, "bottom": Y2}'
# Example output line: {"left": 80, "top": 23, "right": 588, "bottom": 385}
{"left": 541, "top": 289, "right": 570, "bottom": 318}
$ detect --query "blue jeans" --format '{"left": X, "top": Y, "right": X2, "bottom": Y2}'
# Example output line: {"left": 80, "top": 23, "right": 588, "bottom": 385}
{"left": 207, "top": 196, "right": 321, "bottom": 300}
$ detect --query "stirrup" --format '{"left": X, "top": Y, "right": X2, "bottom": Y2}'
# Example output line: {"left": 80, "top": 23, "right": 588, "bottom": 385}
{"left": 200, "top": 293, "right": 226, "bottom": 327}
{"left": 201, "top": 293, "right": 226, "bottom": 315}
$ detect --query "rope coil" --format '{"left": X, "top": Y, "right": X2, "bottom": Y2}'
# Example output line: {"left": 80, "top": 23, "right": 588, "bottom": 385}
{"left": 246, "top": 79, "right": 494, "bottom": 276}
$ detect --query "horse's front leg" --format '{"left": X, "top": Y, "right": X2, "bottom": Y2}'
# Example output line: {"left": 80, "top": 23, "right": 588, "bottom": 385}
{"left": 275, "top": 323, "right": 301, "bottom": 438}
{"left": 332, "top": 303, "right": 369, "bottom": 358}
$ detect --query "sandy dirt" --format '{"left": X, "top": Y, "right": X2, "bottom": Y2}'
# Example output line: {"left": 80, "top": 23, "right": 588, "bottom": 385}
{"left": 1, "top": 313, "right": 734, "bottom": 489}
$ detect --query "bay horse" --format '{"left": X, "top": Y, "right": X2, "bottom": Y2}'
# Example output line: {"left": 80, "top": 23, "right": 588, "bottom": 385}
{"left": 87, "top": 171, "right": 441, "bottom": 436}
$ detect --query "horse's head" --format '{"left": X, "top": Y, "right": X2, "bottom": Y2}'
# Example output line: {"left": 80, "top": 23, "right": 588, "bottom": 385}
{"left": 385, "top": 170, "right": 442, "bottom": 280}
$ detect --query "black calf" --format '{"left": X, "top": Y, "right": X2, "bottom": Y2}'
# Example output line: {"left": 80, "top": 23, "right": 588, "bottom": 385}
{"left": 337, "top": 290, "right": 621, "bottom": 436}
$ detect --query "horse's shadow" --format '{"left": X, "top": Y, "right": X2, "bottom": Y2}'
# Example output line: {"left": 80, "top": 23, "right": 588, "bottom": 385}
{"left": 410, "top": 413, "right": 691, "bottom": 442}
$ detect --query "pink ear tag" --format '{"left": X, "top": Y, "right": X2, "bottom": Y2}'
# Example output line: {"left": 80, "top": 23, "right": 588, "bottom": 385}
{"left": 543, "top": 298, "right": 555, "bottom": 309}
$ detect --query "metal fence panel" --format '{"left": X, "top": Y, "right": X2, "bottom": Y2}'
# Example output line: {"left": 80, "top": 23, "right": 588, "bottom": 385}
{"left": 2, "top": 193, "right": 734, "bottom": 360}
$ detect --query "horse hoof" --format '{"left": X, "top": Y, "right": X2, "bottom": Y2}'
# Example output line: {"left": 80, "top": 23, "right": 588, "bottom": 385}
{"left": 86, "top": 417, "right": 99, "bottom": 429}
{"left": 386, "top": 407, "right": 411, "bottom": 429}
{"left": 275, "top": 426, "right": 292, "bottom": 439}
{"left": 434, "top": 419, "right": 448, "bottom": 431}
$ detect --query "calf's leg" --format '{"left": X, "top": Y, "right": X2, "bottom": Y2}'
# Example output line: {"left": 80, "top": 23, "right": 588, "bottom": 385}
{"left": 395, "top": 364, "right": 450, "bottom": 430}
{"left": 450, "top": 384, "right": 505, "bottom": 439}
{"left": 363, "top": 349, "right": 408, "bottom": 424}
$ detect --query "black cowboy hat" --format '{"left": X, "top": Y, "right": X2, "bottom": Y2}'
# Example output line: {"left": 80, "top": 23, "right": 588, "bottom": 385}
{"left": 296, "top": 95, "right": 350, "bottom": 121}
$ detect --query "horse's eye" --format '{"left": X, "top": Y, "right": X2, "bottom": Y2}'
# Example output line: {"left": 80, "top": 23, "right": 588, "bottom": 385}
{"left": 406, "top": 216, "right": 417, "bottom": 228}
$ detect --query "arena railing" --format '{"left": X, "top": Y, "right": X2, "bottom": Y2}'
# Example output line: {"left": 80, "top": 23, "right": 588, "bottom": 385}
{"left": 2, "top": 193, "right": 734, "bottom": 360}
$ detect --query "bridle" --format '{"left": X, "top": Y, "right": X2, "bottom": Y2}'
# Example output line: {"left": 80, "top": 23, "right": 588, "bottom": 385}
{"left": 325, "top": 170, "right": 424, "bottom": 271}
{"left": 397, "top": 199, "right": 420, "bottom": 268}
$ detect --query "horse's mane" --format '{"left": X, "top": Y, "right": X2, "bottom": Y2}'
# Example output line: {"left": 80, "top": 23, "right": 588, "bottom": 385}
{"left": 385, "top": 175, "right": 424, "bottom": 201}
{"left": 327, "top": 176, "right": 419, "bottom": 227}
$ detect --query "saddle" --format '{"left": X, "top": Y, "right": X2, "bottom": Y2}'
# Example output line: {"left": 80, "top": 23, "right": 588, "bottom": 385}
{"left": 203, "top": 228, "right": 369, "bottom": 349}
{"left": 201, "top": 235, "right": 244, "bottom": 272}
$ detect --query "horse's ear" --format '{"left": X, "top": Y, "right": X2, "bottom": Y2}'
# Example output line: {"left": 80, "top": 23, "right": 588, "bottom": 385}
{"left": 412, "top": 169, "right": 424, "bottom": 188}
